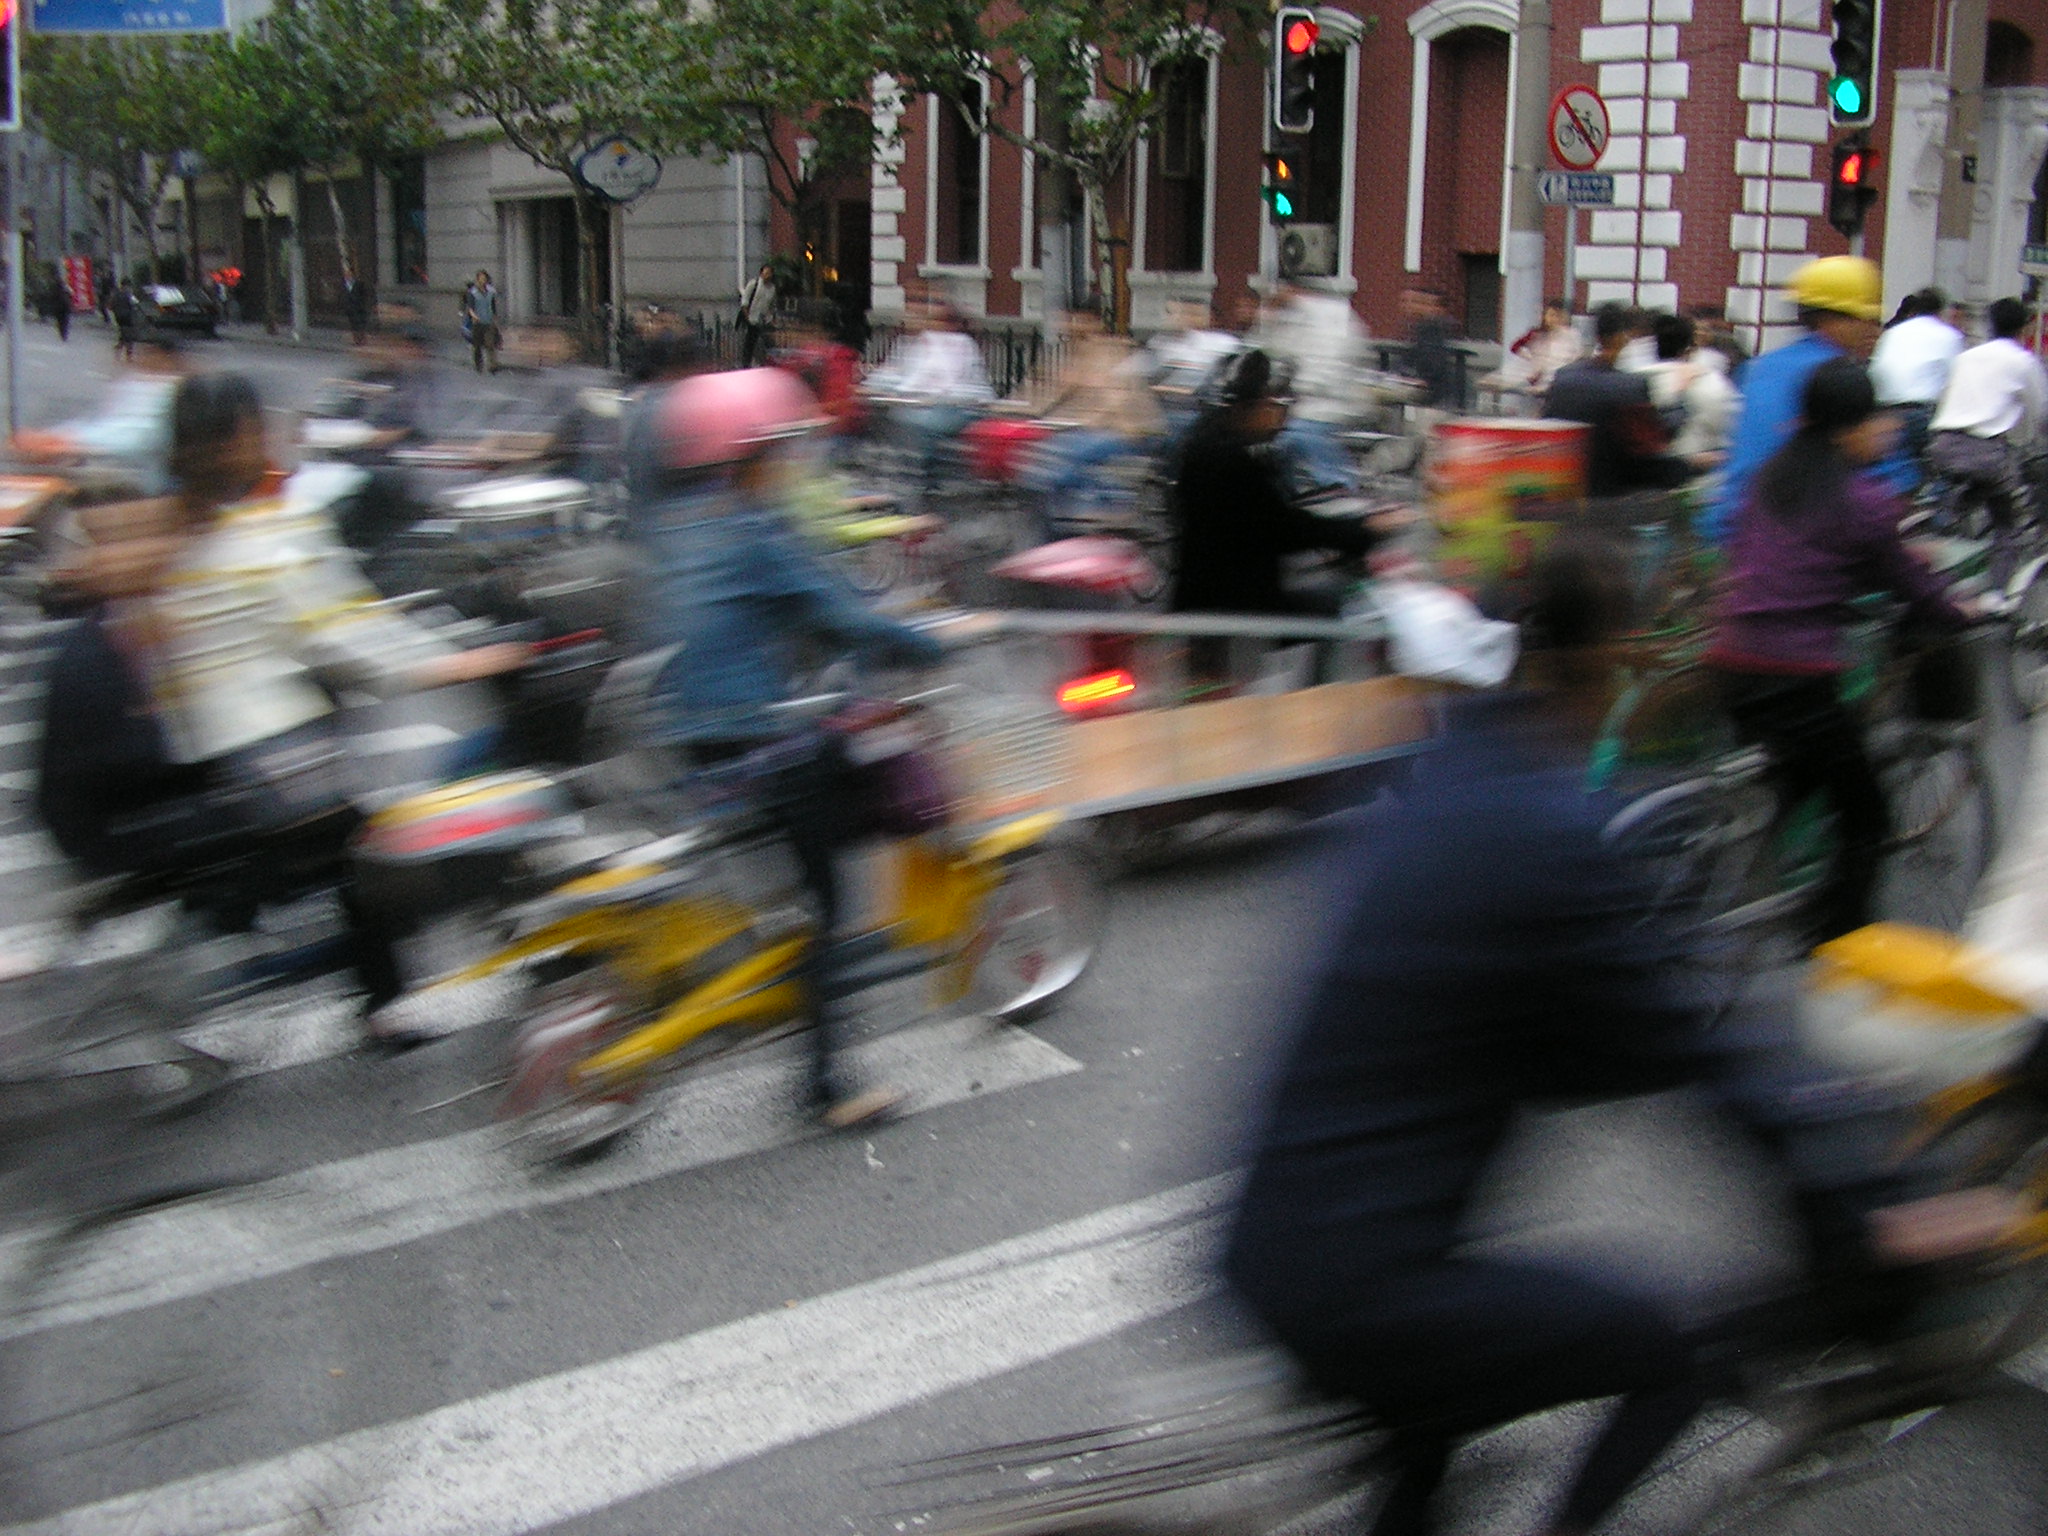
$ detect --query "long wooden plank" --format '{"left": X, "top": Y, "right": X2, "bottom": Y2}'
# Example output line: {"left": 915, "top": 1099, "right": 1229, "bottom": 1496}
{"left": 1059, "top": 677, "right": 1433, "bottom": 812}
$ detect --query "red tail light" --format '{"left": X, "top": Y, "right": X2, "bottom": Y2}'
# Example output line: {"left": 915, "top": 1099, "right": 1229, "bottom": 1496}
{"left": 1057, "top": 669, "right": 1137, "bottom": 714}
{"left": 374, "top": 807, "right": 542, "bottom": 856}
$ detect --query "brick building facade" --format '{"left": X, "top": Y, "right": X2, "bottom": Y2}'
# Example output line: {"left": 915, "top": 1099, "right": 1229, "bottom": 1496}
{"left": 777, "top": 1, "right": 2048, "bottom": 352}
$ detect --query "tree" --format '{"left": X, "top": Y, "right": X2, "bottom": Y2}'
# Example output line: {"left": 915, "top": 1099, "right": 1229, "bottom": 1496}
{"left": 669, "top": 0, "right": 894, "bottom": 215}
{"left": 185, "top": 29, "right": 322, "bottom": 332}
{"left": 262, "top": 0, "right": 442, "bottom": 286}
{"left": 428, "top": 0, "right": 701, "bottom": 354}
{"left": 829, "top": 0, "right": 1267, "bottom": 331}
{"left": 22, "top": 37, "right": 201, "bottom": 276}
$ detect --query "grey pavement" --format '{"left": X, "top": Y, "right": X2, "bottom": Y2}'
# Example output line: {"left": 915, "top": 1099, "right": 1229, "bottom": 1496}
{"left": 0, "top": 320, "right": 2043, "bottom": 1533}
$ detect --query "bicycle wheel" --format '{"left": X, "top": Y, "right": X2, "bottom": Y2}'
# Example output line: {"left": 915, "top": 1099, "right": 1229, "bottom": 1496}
{"left": 1902, "top": 1091, "right": 2048, "bottom": 1378}
{"left": 1877, "top": 727, "right": 1993, "bottom": 932}
{"left": 499, "top": 964, "right": 650, "bottom": 1161}
{"left": 1603, "top": 771, "right": 1772, "bottom": 938}
{"left": 2002, "top": 556, "right": 2048, "bottom": 717}
{"left": 969, "top": 843, "right": 1106, "bottom": 1021}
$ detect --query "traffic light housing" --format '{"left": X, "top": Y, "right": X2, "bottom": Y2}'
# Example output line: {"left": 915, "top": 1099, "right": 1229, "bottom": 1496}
{"left": 1262, "top": 150, "right": 1302, "bottom": 222}
{"left": 1828, "top": 0, "right": 1881, "bottom": 126}
{"left": 1828, "top": 136, "right": 1878, "bottom": 238}
{"left": 1272, "top": 8, "right": 1318, "bottom": 135}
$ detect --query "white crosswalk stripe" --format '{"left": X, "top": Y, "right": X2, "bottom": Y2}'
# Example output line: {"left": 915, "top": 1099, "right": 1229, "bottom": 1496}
{"left": 0, "top": 827, "right": 62, "bottom": 874}
{"left": 3, "top": 1177, "right": 1230, "bottom": 1536}
{"left": 0, "top": 1014, "right": 1082, "bottom": 1341}
{"left": 0, "top": 720, "right": 41, "bottom": 749}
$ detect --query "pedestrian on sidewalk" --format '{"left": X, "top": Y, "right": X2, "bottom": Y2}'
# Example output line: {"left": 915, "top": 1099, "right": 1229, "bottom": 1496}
{"left": 462, "top": 270, "right": 501, "bottom": 373}
{"left": 342, "top": 268, "right": 371, "bottom": 348}
{"left": 111, "top": 277, "right": 141, "bottom": 363}
{"left": 737, "top": 263, "right": 777, "bottom": 366}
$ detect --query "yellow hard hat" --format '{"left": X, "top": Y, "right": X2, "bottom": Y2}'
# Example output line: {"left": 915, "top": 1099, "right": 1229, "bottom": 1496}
{"left": 1788, "top": 255, "right": 1883, "bottom": 321}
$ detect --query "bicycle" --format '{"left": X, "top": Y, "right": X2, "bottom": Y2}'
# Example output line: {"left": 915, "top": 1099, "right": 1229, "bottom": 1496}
{"left": 872, "top": 957, "right": 2048, "bottom": 1535}
{"left": 1598, "top": 616, "right": 1996, "bottom": 967}
{"left": 421, "top": 675, "right": 1106, "bottom": 1160}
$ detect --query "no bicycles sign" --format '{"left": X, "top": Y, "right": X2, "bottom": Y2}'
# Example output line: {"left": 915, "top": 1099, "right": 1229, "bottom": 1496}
{"left": 1548, "top": 86, "right": 1611, "bottom": 171}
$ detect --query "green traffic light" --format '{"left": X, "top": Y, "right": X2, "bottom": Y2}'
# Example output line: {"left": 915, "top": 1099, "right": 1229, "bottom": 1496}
{"left": 1829, "top": 76, "right": 1864, "bottom": 116}
{"left": 1266, "top": 190, "right": 1295, "bottom": 218}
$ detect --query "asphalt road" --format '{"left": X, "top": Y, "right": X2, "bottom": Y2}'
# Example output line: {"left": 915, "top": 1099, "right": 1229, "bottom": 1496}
{"left": 0, "top": 327, "right": 2044, "bottom": 1535}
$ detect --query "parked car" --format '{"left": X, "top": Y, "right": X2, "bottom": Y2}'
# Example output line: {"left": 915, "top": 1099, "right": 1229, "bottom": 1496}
{"left": 140, "top": 284, "right": 220, "bottom": 337}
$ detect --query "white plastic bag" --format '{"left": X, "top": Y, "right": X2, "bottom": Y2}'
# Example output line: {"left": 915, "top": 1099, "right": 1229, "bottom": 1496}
{"left": 1366, "top": 578, "right": 1519, "bottom": 689}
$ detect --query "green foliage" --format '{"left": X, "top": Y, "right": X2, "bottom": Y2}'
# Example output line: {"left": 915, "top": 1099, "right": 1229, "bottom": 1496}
{"left": 427, "top": 0, "right": 703, "bottom": 180}
{"left": 22, "top": 36, "right": 203, "bottom": 259}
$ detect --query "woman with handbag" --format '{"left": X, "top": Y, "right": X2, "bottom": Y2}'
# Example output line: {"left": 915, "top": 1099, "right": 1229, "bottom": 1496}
{"left": 41, "top": 372, "right": 527, "bottom": 1044}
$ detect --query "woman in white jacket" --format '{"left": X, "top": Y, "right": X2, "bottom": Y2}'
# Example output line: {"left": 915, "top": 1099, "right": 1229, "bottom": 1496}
{"left": 44, "top": 374, "right": 524, "bottom": 1042}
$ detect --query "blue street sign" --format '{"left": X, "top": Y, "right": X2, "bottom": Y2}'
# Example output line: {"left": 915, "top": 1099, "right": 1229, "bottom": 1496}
{"left": 30, "top": 0, "right": 227, "bottom": 34}
{"left": 1536, "top": 171, "right": 1616, "bottom": 207}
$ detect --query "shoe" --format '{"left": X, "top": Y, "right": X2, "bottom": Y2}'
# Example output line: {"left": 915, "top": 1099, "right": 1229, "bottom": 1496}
{"left": 819, "top": 1085, "right": 907, "bottom": 1130}
{"left": 362, "top": 1001, "right": 435, "bottom": 1050}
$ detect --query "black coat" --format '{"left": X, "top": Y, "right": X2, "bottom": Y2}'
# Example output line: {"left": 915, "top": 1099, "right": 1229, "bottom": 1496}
{"left": 1544, "top": 358, "right": 1695, "bottom": 498}
{"left": 1168, "top": 416, "right": 1375, "bottom": 615}
{"left": 1226, "top": 692, "right": 1904, "bottom": 1318}
{"left": 38, "top": 611, "right": 209, "bottom": 875}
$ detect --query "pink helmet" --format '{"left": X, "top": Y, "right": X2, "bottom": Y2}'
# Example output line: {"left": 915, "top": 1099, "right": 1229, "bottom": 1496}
{"left": 656, "top": 366, "right": 821, "bottom": 470}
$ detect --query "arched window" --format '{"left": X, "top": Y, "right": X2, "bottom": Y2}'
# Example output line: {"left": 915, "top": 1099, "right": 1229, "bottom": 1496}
{"left": 1986, "top": 21, "right": 2036, "bottom": 89}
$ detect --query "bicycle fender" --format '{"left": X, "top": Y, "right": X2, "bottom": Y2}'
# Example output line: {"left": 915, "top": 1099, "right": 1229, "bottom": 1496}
{"left": 964, "top": 811, "right": 1064, "bottom": 865}
{"left": 428, "top": 908, "right": 640, "bottom": 989}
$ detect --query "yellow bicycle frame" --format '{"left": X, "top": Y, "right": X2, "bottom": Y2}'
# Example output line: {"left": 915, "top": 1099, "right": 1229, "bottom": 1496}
{"left": 441, "top": 811, "right": 1066, "bottom": 1093}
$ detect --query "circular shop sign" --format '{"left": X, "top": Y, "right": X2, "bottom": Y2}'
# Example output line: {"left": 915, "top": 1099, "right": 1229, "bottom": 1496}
{"left": 1548, "top": 86, "right": 1611, "bottom": 172}
{"left": 576, "top": 137, "right": 664, "bottom": 204}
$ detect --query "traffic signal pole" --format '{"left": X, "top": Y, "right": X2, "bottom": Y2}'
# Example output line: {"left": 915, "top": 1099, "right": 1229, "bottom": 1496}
{"left": 6, "top": 125, "right": 18, "bottom": 439}
{"left": 1504, "top": 0, "right": 1552, "bottom": 341}
{"left": 1935, "top": 0, "right": 1988, "bottom": 304}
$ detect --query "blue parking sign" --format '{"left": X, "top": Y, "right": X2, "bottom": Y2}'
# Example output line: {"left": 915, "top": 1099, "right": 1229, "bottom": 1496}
{"left": 30, "top": 0, "right": 228, "bottom": 33}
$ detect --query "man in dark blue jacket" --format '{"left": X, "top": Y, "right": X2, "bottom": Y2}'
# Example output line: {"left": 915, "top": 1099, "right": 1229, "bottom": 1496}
{"left": 1226, "top": 535, "right": 2002, "bottom": 1536}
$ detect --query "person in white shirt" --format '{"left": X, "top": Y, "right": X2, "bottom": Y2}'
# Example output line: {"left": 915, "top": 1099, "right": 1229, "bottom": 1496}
{"left": 1504, "top": 298, "right": 1586, "bottom": 397}
{"left": 1635, "top": 312, "right": 1736, "bottom": 464}
{"left": 1927, "top": 295, "right": 2048, "bottom": 534}
{"left": 864, "top": 297, "right": 994, "bottom": 499}
{"left": 1147, "top": 295, "right": 1242, "bottom": 442}
{"left": 1870, "top": 287, "right": 1963, "bottom": 462}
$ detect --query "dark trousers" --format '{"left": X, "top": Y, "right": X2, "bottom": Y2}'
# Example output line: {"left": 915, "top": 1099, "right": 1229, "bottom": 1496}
{"left": 1256, "top": 1259, "right": 1703, "bottom": 1536}
{"left": 1714, "top": 668, "right": 1887, "bottom": 944}
{"left": 739, "top": 320, "right": 769, "bottom": 366}
{"left": 690, "top": 737, "right": 862, "bottom": 1107}
{"left": 85, "top": 796, "right": 407, "bottom": 1012}
{"left": 1929, "top": 429, "right": 2032, "bottom": 532}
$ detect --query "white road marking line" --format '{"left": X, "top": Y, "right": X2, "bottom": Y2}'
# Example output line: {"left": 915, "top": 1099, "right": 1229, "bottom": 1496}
{"left": 0, "top": 645, "right": 53, "bottom": 673}
{"left": 0, "top": 828, "right": 63, "bottom": 874}
{"left": 0, "top": 1014, "right": 1083, "bottom": 1341}
{"left": 0, "top": 770, "right": 36, "bottom": 791}
{"left": 4, "top": 1176, "right": 1230, "bottom": 1536}
{"left": 349, "top": 722, "right": 461, "bottom": 754}
{"left": 0, "top": 721, "right": 41, "bottom": 748}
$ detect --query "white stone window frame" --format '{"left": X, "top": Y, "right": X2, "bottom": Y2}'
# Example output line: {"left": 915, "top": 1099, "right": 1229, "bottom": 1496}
{"left": 1013, "top": 71, "right": 1039, "bottom": 283}
{"left": 921, "top": 70, "right": 994, "bottom": 284}
{"left": 1132, "top": 28, "right": 1224, "bottom": 282}
{"left": 1403, "top": 0, "right": 1521, "bottom": 277}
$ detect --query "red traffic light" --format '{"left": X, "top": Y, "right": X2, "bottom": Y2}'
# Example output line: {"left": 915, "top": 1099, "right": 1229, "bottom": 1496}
{"left": 1837, "top": 151, "right": 1865, "bottom": 186}
{"left": 1284, "top": 17, "right": 1318, "bottom": 54}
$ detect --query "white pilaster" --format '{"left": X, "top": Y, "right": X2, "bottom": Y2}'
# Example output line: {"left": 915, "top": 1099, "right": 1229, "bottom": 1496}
{"left": 1881, "top": 69, "right": 1954, "bottom": 315}
{"left": 1968, "top": 87, "right": 2048, "bottom": 306}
